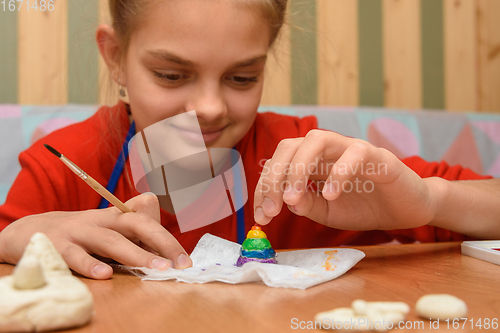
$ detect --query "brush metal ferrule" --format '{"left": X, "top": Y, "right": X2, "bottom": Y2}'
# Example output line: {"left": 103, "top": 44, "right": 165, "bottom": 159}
{"left": 61, "top": 157, "right": 88, "bottom": 180}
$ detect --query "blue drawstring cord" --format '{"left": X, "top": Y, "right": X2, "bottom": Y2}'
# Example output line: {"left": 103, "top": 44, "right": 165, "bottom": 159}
{"left": 99, "top": 123, "right": 246, "bottom": 245}
{"left": 98, "top": 121, "right": 136, "bottom": 209}
{"left": 232, "top": 149, "right": 246, "bottom": 244}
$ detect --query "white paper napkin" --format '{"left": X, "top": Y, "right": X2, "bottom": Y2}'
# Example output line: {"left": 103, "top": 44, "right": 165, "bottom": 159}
{"left": 132, "top": 234, "right": 365, "bottom": 289}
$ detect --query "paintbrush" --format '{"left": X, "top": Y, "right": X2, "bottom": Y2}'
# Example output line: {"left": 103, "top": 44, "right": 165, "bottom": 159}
{"left": 44, "top": 144, "right": 134, "bottom": 213}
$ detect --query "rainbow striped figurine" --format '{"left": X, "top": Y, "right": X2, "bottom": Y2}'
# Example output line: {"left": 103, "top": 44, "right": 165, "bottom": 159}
{"left": 236, "top": 225, "right": 277, "bottom": 267}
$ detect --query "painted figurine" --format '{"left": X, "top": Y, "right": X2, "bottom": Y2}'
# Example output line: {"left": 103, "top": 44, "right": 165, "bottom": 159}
{"left": 236, "top": 224, "right": 277, "bottom": 266}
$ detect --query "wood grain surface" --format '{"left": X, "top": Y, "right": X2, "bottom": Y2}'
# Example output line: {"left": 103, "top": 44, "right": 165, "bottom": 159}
{"left": 383, "top": 0, "right": 422, "bottom": 109}
{"left": 477, "top": 0, "right": 500, "bottom": 113}
{"left": 444, "top": 0, "right": 477, "bottom": 112}
{"left": 261, "top": 9, "right": 292, "bottom": 107}
{"left": 317, "top": 0, "right": 359, "bottom": 107}
{"left": 1, "top": 242, "right": 499, "bottom": 332}
{"left": 18, "top": 0, "right": 68, "bottom": 105}
{"left": 4, "top": 0, "right": 500, "bottom": 112}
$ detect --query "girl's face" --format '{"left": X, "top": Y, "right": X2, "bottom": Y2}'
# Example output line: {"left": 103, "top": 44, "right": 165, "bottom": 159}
{"left": 123, "top": 0, "right": 272, "bottom": 148}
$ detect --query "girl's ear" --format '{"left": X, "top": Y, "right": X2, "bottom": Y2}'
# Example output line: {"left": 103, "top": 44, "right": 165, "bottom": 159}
{"left": 96, "top": 24, "right": 126, "bottom": 85}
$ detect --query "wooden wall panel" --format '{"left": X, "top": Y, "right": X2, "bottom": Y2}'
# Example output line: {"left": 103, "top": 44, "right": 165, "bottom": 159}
{"left": 290, "top": 0, "right": 317, "bottom": 105}
{"left": 98, "top": 0, "right": 120, "bottom": 106}
{"left": 383, "top": 0, "right": 422, "bottom": 109}
{"left": 261, "top": 10, "right": 292, "bottom": 106}
{"left": 421, "top": 0, "right": 445, "bottom": 110}
{"left": 477, "top": 0, "right": 500, "bottom": 113}
{"left": 444, "top": 0, "right": 477, "bottom": 111}
{"left": 317, "top": 0, "right": 358, "bottom": 106}
{"left": 68, "top": 0, "right": 99, "bottom": 104}
{"left": 18, "top": 0, "right": 68, "bottom": 105}
{"left": 2, "top": 0, "right": 499, "bottom": 112}
{"left": 0, "top": 11, "right": 18, "bottom": 104}
{"left": 358, "top": 0, "right": 384, "bottom": 107}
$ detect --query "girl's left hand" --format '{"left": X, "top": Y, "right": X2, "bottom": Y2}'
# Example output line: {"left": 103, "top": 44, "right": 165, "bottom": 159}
{"left": 253, "top": 130, "right": 444, "bottom": 231}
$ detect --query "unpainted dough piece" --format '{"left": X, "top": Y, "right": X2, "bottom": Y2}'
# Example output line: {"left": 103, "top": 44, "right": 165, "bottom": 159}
{"left": 0, "top": 233, "right": 94, "bottom": 332}
{"left": 416, "top": 294, "right": 467, "bottom": 320}
{"left": 315, "top": 300, "right": 410, "bottom": 332}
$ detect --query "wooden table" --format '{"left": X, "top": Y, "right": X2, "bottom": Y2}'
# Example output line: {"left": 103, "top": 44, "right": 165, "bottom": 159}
{"left": 1, "top": 242, "right": 499, "bottom": 332}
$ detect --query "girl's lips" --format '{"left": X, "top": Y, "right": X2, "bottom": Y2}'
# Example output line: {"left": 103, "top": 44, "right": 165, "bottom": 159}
{"left": 173, "top": 125, "right": 226, "bottom": 145}
{"left": 201, "top": 130, "right": 224, "bottom": 144}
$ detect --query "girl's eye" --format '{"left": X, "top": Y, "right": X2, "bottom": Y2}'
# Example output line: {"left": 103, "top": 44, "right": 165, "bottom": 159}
{"left": 228, "top": 76, "right": 258, "bottom": 85}
{"left": 153, "top": 72, "right": 186, "bottom": 82}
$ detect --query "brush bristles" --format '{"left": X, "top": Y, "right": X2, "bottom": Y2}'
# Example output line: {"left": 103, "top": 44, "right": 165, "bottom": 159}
{"left": 44, "top": 144, "right": 62, "bottom": 158}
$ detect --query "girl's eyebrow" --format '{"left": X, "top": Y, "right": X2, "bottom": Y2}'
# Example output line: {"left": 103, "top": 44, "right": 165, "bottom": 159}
{"left": 146, "top": 49, "right": 267, "bottom": 68}
{"left": 233, "top": 55, "right": 267, "bottom": 68}
{"left": 147, "top": 50, "right": 195, "bottom": 66}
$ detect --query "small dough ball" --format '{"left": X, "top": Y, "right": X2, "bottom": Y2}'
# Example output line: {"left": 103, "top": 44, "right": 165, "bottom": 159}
{"left": 352, "top": 299, "right": 368, "bottom": 315}
{"left": 416, "top": 294, "right": 467, "bottom": 320}
{"left": 13, "top": 257, "right": 46, "bottom": 290}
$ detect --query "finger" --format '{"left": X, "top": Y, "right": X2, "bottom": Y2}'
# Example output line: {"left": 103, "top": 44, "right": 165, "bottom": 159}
{"left": 322, "top": 142, "right": 374, "bottom": 200}
{"left": 254, "top": 159, "right": 271, "bottom": 211}
{"left": 283, "top": 130, "right": 356, "bottom": 206}
{"left": 254, "top": 138, "right": 303, "bottom": 222}
{"left": 75, "top": 226, "right": 177, "bottom": 270}
{"left": 254, "top": 166, "right": 273, "bottom": 225}
{"left": 92, "top": 209, "right": 191, "bottom": 269}
{"left": 58, "top": 241, "right": 113, "bottom": 280}
{"left": 286, "top": 188, "right": 330, "bottom": 225}
{"left": 115, "top": 212, "right": 192, "bottom": 269}
{"left": 104, "top": 194, "right": 192, "bottom": 269}
{"left": 124, "top": 192, "right": 161, "bottom": 223}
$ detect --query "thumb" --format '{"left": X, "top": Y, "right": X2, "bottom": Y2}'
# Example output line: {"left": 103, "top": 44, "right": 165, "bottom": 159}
{"left": 125, "top": 192, "right": 161, "bottom": 224}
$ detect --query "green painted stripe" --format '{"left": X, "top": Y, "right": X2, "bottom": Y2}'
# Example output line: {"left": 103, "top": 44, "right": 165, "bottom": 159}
{"left": 358, "top": 0, "right": 383, "bottom": 107}
{"left": 290, "top": 0, "right": 317, "bottom": 105}
{"left": 68, "top": 0, "right": 99, "bottom": 104}
{"left": 421, "top": 0, "right": 444, "bottom": 110}
{"left": 0, "top": 10, "right": 18, "bottom": 103}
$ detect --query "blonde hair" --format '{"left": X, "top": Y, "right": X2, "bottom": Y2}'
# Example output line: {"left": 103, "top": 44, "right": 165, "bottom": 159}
{"left": 101, "top": 0, "right": 287, "bottom": 168}
{"left": 109, "top": 0, "right": 288, "bottom": 58}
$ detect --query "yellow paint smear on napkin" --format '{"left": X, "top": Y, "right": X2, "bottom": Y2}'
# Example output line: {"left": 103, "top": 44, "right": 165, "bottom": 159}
{"left": 322, "top": 250, "right": 338, "bottom": 271}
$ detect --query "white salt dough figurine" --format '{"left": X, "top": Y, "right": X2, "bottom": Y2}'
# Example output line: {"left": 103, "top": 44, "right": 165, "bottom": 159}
{"left": 416, "top": 294, "right": 467, "bottom": 320}
{"left": 315, "top": 299, "right": 410, "bottom": 332}
{"left": 0, "top": 233, "right": 94, "bottom": 332}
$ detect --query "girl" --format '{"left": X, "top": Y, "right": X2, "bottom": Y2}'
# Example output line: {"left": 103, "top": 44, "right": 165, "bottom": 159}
{"left": 0, "top": 0, "right": 498, "bottom": 280}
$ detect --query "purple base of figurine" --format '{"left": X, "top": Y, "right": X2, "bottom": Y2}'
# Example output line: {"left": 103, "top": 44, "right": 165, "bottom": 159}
{"left": 236, "top": 256, "right": 277, "bottom": 267}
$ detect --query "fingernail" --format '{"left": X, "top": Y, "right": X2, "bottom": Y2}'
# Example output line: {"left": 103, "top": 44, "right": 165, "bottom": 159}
{"left": 254, "top": 207, "right": 265, "bottom": 223}
{"left": 283, "top": 184, "right": 297, "bottom": 200}
{"left": 152, "top": 258, "right": 172, "bottom": 270}
{"left": 176, "top": 253, "right": 192, "bottom": 269}
{"left": 262, "top": 197, "right": 275, "bottom": 214}
{"left": 323, "top": 182, "right": 338, "bottom": 197}
{"left": 93, "top": 264, "right": 110, "bottom": 276}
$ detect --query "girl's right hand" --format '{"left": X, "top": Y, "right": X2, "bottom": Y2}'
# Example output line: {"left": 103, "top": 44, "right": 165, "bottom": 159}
{"left": 0, "top": 193, "right": 191, "bottom": 279}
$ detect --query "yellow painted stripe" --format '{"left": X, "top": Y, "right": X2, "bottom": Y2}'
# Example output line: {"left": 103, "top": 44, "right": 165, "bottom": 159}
{"left": 317, "top": 0, "right": 358, "bottom": 106}
{"left": 444, "top": 0, "right": 477, "bottom": 112}
{"left": 18, "top": 0, "right": 68, "bottom": 105}
{"left": 383, "top": 0, "right": 422, "bottom": 109}
{"left": 477, "top": 0, "right": 500, "bottom": 113}
{"left": 261, "top": 7, "right": 292, "bottom": 106}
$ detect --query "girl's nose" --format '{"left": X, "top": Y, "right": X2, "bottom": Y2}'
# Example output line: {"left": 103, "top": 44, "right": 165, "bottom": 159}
{"left": 189, "top": 84, "right": 228, "bottom": 123}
